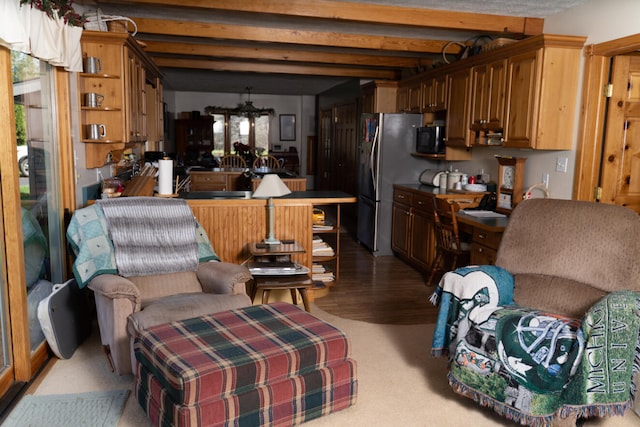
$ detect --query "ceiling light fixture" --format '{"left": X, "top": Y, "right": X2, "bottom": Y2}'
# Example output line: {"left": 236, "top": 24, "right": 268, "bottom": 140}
{"left": 238, "top": 86, "right": 261, "bottom": 118}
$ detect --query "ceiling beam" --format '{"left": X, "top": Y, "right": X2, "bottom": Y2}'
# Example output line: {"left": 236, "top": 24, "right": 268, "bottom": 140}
{"left": 152, "top": 57, "right": 400, "bottom": 79}
{"left": 97, "top": 0, "right": 543, "bottom": 35}
{"left": 141, "top": 40, "right": 433, "bottom": 68}
{"left": 130, "top": 17, "right": 457, "bottom": 53}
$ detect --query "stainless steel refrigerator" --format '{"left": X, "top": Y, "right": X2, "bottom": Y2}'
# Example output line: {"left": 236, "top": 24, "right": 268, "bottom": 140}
{"left": 356, "top": 112, "right": 432, "bottom": 256}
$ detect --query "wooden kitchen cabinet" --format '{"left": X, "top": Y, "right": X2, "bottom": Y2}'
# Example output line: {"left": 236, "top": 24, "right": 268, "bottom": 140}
{"left": 79, "top": 31, "right": 162, "bottom": 168}
{"left": 445, "top": 68, "right": 473, "bottom": 147}
{"left": 470, "top": 59, "right": 507, "bottom": 133}
{"left": 391, "top": 187, "right": 436, "bottom": 274}
{"left": 503, "top": 43, "right": 582, "bottom": 150}
{"left": 397, "top": 76, "right": 421, "bottom": 113}
{"left": 421, "top": 74, "right": 448, "bottom": 112}
{"left": 361, "top": 80, "right": 398, "bottom": 113}
{"left": 470, "top": 228, "right": 502, "bottom": 265}
{"left": 175, "top": 117, "right": 215, "bottom": 165}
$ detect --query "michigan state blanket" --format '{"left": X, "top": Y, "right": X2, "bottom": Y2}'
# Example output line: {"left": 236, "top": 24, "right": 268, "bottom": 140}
{"left": 430, "top": 266, "right": 640, "bottom": 426}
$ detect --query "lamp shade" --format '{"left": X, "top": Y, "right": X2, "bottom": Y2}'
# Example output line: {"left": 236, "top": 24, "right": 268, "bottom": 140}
{"left": 253, "top": 174, "right": 292, "bottom": 198}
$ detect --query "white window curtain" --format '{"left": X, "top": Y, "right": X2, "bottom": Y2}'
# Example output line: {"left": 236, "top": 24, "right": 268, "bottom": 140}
{"left": 0, "top": 1, "right": 83, "bottom": 72}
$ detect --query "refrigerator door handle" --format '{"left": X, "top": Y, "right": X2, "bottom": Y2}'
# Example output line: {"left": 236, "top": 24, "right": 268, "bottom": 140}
{"left": 370, "top": 125, "right": 379, "bottom": 194}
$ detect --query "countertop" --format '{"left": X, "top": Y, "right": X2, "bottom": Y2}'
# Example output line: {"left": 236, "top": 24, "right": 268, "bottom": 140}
{"left": 180, "top": 190, "right": 357, "bottom": 204}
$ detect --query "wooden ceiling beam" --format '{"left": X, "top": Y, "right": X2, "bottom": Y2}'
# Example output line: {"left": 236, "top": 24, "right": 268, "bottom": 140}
{"left": 152, "top": 57, "right": 400, "bottom": 79}
{"left": 141, "top": 40, "right": 432, "bottom": 68}
{"left": 98, "top": 0, "right": 543, "bottom": 35}
{"left": 129, "top": 17, "right": 460, "bottom": 54}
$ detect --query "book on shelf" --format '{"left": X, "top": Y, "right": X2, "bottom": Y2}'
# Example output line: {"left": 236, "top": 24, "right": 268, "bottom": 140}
{"left": 312, "top": 271, "right": 335, "bottom": 282}
{"left": 312, "top": 223, "right": 334, "bottom": 231}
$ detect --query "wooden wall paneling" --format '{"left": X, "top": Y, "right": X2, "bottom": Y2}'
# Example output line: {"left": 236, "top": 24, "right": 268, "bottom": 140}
{"left": 187, "top": 200, "right": 313, "bottom": 269}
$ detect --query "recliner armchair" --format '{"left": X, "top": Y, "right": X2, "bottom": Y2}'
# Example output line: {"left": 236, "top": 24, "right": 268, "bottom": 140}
{"left": 67, "top": 198, "right": 253, "bottom": 375}
{"left": 431, "top": 199, "right": 640, "bottom": 426}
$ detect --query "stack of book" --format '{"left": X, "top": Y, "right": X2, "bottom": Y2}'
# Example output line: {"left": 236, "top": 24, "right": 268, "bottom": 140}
{"left": 312, "top": 263, "right": 335, "bottom": 283}
{"left": 312, "top": 223, "right": 334, "bottom": 231}
{"left": 312, "top": 235, "right": 335, "bottom": 257}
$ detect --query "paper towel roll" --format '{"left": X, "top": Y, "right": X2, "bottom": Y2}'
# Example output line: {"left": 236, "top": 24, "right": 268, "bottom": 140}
{"left": 158, "top": 159, "right": 173, "bottom": 195}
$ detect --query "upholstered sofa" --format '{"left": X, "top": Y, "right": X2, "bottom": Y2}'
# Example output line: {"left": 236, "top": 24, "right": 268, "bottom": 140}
{"left": 431, "top": 199, "right": 640, "bottom": 426}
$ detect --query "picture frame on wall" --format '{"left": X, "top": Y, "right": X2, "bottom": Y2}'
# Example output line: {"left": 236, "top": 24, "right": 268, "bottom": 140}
{"left": 279, "top": 114, "right": 296, "bottom": 141}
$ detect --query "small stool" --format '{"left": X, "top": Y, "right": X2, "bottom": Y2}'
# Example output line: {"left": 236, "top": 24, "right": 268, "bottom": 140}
{"left": 250, "top": 274, "right": 312, "bottom": 312}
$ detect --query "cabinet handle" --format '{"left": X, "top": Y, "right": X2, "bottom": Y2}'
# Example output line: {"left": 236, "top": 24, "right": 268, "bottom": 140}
{"left": 477, "top": 247, "right": 484, "bottom": 253}
{"left": 417, "top": 201, "right": 424, "bottom": 205}
{"left": 398, "top": 194, "right": 405, "bottom": 199}
{"left": 477, "top": 233, "right": 487, "bottom": 240}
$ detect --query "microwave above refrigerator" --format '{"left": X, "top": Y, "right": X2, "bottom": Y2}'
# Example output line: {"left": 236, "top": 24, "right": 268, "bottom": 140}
{"left": 416, "top": 125, "right": 446, "bottom": 154}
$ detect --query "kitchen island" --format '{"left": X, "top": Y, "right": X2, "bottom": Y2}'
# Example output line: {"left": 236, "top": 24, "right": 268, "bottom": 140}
{"left": 182, "top": 191, "right": 356, "bottom": 297}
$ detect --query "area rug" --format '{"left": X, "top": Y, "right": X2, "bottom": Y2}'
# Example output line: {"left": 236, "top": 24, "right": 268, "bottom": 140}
{"left": 3, "top": 389, "right": 129, "bottom": 427}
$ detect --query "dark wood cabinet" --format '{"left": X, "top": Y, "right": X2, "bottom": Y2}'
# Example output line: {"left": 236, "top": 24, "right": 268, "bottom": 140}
{"left": 175, "top": 117, "right": 215, "bottom": 165}
{"left": 391, "top": 188, "right": 435, "bottom": 273}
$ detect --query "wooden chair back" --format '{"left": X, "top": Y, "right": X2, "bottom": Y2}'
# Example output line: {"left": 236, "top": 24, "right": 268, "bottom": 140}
{"left": 253, "top": 155, "right": 283, "bottom": 169}
{"left": 432, "top": 197, "right": 465, "bottom": 254}
{"left": 219, "top": 154, "right": 247, "bottom": 169}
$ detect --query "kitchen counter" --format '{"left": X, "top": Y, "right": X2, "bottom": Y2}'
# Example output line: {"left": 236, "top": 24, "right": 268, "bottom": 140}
{"left": 181, "top": 190, "right": 356, "bottom": 204}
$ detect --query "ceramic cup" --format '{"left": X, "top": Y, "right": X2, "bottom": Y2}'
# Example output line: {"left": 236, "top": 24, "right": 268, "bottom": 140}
{"left": 83, "top": 56, "right": 102, "bottom": 74}
{"left": 87, "top": 123, "right": 107, "bottom": 140}
{"left": 84, "top": 92, "right": 104, "bottom": 108}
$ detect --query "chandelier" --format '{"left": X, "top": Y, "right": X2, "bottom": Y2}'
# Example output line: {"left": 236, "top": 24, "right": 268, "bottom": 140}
{"left": 238, "top": 86, "right": 262, "bottom": 118}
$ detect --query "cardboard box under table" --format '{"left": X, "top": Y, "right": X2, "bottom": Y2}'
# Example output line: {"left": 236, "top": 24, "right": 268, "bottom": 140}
{"left": 134, "top": 302, "right": 357, "bottom": 426}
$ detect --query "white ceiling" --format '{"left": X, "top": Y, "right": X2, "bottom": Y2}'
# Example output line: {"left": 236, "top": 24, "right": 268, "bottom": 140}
{"left": 78, "top": 0, "right": 591, "bottom": 95}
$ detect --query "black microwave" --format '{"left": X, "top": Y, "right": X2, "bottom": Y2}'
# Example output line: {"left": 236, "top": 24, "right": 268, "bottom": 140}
{"left": 416, "top": 125, "right": 446, "bottom": 154}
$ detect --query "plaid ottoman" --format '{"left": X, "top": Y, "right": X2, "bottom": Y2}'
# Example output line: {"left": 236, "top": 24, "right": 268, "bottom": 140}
{"left": 134, "top": 302, "right": 357, "bottom": 426}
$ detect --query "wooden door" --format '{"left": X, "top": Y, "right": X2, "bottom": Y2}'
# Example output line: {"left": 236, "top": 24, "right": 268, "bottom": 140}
{"left": 599, "top": 55, "right": 640, "bottom": 212}
{"left": 332, "top": 102, "right": 358, "bottom": 195}
{"left": 317, "top": 108, "right": 333, "bottom": 190}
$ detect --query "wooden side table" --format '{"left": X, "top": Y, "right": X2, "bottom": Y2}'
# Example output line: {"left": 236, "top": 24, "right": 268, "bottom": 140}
{"left": 248, "top": 241, "right": 313, "bottom": 312}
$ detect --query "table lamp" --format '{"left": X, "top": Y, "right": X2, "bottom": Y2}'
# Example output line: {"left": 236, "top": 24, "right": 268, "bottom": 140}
{"left": 252, "top": 174, "right": 292, "bottom": 244}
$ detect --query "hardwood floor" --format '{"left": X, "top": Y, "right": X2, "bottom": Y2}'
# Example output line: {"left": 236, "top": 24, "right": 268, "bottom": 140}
{"left": 313, "top": 232, "right": 439, "bottom": 324}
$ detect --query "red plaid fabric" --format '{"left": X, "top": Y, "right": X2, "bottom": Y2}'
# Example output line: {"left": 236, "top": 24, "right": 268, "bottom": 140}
{"left": 134, "top": 302, "right": 357, "bottom": 426}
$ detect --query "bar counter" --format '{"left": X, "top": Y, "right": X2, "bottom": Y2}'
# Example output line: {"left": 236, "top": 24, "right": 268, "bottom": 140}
{"left": 180, "top": 191, "right": 356, "bottom": 269}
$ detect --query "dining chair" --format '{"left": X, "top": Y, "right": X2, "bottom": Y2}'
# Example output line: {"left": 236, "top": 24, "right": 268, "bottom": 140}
{"left": 219, "top": 154, "right": 248, "bottom": 169}
{"left": 253, "top": 155, "right": 283, "bottom": 169}
{"left": 426, "top": 197, "right": 471, "bottom": 287}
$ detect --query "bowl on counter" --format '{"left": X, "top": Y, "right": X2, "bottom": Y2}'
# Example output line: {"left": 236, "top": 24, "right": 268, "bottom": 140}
{"left": 464, "top": 183, "right": 488, "bottom": 192}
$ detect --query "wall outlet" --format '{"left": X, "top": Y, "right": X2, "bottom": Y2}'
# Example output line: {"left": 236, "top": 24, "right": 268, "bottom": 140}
{"left": 555, "top": 157, "right": 568, "bottom": 173}
{"left": 542, "top": 173, "right": 549, "bottom": 188}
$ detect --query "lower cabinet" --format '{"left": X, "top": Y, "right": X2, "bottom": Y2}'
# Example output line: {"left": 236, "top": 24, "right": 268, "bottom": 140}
{"left": 391, "top": 188, "right": 436, "bottom": 274}
{"left": 470, "top": 228, "right": 502, "bottom": 265}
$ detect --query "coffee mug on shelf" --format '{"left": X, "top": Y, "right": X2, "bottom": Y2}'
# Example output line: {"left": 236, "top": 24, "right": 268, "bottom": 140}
{"left": 87, "top": 123, "right": 107, "bottom": 140}
{"left": 84, "top": 92, "right": 105, "bottom": 107}
{"left": 83, "top": 56, "right": 102, "bottom": 74}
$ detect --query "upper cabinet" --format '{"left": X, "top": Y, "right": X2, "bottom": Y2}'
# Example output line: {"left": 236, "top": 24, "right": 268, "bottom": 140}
{"left": 397, "top": 34, "right": 586, "bottom": 151}
{"left": 503, "top": 41, "right": 583, "bottom": 149}
{"left": 78, "top": 31, "right": 163, "bottom": 168}
{"left": 397, "top": 76, "right": 421, "bottom": 113}
{"left": 361, "top": 80, "right": 398, "bottom": 114}
{"left": 421, "top": 74, "right": 448, "bottom": 112}
{"left": 470, "top": 59, "right": 507, "bottom": 133}
{"left": 445, "top": 69, "right": 473, "bottom": 147}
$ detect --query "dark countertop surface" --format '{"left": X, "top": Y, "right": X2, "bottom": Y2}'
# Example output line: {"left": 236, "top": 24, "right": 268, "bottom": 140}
{"left": 180, "top": 190, "right": 356, "bottom": 202}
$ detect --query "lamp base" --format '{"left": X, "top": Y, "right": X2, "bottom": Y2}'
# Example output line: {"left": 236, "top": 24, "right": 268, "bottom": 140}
{"left": 263, "top": 237, "right": 281, "bottom": 245}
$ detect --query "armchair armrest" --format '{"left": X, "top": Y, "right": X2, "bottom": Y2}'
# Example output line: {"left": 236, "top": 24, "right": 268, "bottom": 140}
{"left": 197, "top": 261, "right": 253, "bottom": 295}
{"left": 88, "top": 274, "right": 141, "bottom": 307}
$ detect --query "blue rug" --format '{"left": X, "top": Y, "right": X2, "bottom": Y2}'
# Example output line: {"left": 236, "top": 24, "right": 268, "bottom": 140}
{"left": 3, "top": 389, "right": 129, "bottom": 427}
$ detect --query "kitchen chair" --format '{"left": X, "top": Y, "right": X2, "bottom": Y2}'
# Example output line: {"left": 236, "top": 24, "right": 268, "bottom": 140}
{"left": 426, "top": 197, "right": 471, "bottom": 287}
{"left": 219, "top": 154, "right": 247, "bottom": 169}
{"left": 253, "top": 155, "right": 283, "bottom": 170}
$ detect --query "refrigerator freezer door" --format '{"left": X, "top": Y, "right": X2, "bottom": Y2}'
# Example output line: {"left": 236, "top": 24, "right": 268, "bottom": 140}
{"left": 358, "top": 114, "right": 379, "bottom": 202}
{"left": 357, "top": 195, "right": 378, "bottom": 252}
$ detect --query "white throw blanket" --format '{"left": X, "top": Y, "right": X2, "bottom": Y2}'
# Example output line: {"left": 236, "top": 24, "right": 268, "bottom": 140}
{"left": 97, "top": 197, "right": 199, "bottom": 277}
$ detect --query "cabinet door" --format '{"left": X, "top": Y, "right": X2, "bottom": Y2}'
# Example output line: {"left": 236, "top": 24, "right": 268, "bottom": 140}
{"left": 471, "top": 60, "right": 507, "bottom": 131}
{"left": 408, "top": 81, "right": 422, "bottom": 113}
{"left": 391, "top": 203, "right": 411, "bottom": 256}
{"left": 446, "top": 69, "right": 472, "bottom": 147}
{"left": 421, "top": 76, "right": 447, "bottom": 112}
{"left": 126, "top": 49, "right": 146, "bottom": 143}
{"left": 409, "top": 209, "right": 435, "bottom": 271}
{"left": 504, "top": 50, "right": 540, "bottom": 148}
{"left": 396, "top": 85, "right": 409, "bottom": 113}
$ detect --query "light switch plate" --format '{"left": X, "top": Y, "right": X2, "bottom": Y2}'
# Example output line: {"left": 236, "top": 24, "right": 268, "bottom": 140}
{"left": 556, "top": 157, "right": 568, "bottom": 173}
